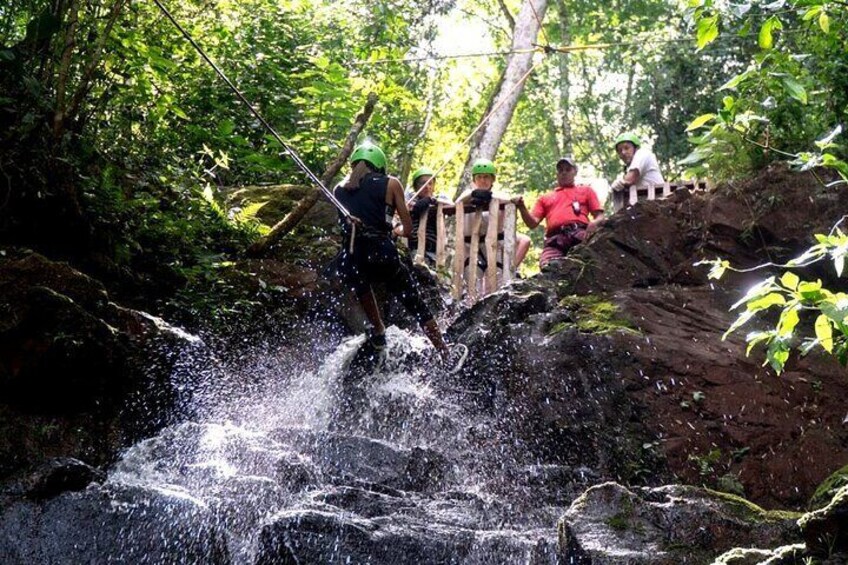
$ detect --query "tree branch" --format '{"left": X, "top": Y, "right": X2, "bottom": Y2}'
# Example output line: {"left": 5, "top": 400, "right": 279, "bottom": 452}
{"left": 496, "top": 0, "right": 515, "bottom": 32}
{"left": 66, "top": 0, "right": 129, "bottom": 122}
{"left": 53, "top": 0, "right": 80, "bottom": 138}
{"left": 246, "top": 92, "right": 378, "bottom": 256}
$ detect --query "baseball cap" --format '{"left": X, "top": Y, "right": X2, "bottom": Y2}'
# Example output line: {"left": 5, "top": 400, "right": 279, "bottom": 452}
{"left": 556, "top": 156, "right": 577, "bottom": 169}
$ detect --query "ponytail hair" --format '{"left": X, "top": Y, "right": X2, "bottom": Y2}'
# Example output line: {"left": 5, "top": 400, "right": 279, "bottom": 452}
{"left": 344, "top": 160, "right": 376, "bottom": 191}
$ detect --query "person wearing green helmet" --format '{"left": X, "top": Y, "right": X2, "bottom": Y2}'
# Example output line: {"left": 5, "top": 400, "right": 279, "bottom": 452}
{"left": 610, "top": 132, "right": 664, "bottom": 194}
{"left": 333, "top": 143, "right": 465, "bottom": 371}
{"left": 455, "top": 158, "right": 532, "bottom": 287}
{"left": 407, "top": 166, "right": 449, "bottom": 264}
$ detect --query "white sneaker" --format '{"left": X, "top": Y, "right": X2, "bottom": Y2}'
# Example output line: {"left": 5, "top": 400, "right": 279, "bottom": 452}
{"left": 442, "top": 343, "right": 468, "bottom": 375}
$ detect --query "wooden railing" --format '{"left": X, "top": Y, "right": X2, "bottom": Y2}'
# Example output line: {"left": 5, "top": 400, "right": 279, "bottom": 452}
{"left": 410, "top": 198, "right": 517, "bottom": 302}
{"left": 611, "top": 179, "right": 710, "bottom": 212}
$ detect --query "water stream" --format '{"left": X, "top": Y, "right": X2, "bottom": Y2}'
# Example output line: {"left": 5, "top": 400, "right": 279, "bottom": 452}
{"left": 104, "top": 326, "right": 569, "bottom": 563}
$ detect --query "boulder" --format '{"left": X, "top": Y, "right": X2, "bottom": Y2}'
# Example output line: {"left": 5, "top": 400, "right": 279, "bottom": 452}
{"left": 799, "top": 485, "right": 848, "bottom": 559}
{"left": 0, "top": 483, "right": 229, "bottom": 564}
{"left": 0, "top": 250, "right": 206, "bottom": 479}
{"left": 559, "top": 482, "right": 800, "bottom": 564}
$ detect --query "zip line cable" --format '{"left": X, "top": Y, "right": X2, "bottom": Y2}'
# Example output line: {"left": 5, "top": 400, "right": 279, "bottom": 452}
{"left": 149, "top": 0, "right": 352, "bottom": 220}
{"left": 349, "top": 34, "right": 737, "bottom": 66}
{"left": 406, "top": 57, "right": 547, "bottom": 203}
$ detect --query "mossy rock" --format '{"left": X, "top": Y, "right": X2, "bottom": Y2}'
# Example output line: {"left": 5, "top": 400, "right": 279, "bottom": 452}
{"left": 550, "top": 294, "right": 641, "bottom": 336}
{"left": 810, "top": 463, "right": 848, "bottom": 510}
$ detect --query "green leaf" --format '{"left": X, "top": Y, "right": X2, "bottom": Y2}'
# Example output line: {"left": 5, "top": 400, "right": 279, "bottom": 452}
{"left": 816, "top": 314, "right": 833, "bottom": 353}
{"left": 777, "top": 307, "right": 800, "bottom": 337}
{"left": 697, "top": 16, "right": 720, "bottom": 50}
{"left": 686, "top": 113, "right": 716, "bottom": 131}
{"left": 819, "top": 12, "right": 830, "bottom": 33}
{"left": 802, "top": 5, "right": 822, "bottom": 21}
{"left": 759, "top": 16, "right": 782, "bottom": 50}
{"left": 719, "top": 69, "right": 754, "bottom": 91}
{"left": 780, "top": 272, "right": 800, "bottom": 290}
{"left": 724, "top": 310, "right": 755, "bottom": 340}
{"left": 782, "top": 78, "right": 808, "bottom": 104}
{"left": 747, "top": 292, "right": 786, "bottom": 311}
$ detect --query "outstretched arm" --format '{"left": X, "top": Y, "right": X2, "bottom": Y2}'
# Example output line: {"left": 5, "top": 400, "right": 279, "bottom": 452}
{"left": 514, "top": 197, "right": 542, "bottom": 229}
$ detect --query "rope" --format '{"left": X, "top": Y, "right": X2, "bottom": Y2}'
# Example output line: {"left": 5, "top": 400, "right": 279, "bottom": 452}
{"left": 352, "top": 36, "right": 714, "bottom": 66}
{"left": 150, "top": 0, "right": 353, "bottom": 220}
{"left": 528, "top": 0, "right": 550, "bottom": 48}
{"left": 347, "top": 47, "right": 540, "bottom": 66}
{"left": 406, "top": 57, "right": 547, "bottom": 203}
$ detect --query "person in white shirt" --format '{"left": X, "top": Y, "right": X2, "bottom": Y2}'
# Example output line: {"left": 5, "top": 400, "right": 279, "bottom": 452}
{"left": 609, "top": 132, "right": 664, "bottom": 193}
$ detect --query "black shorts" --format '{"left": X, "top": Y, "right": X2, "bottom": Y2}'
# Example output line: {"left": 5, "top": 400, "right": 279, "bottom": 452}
{"left": 338, "top": 235, "right": 433, "bottom": 325}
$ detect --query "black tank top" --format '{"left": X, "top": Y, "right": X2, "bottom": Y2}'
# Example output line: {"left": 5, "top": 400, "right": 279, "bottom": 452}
{"left": 334, "top": 172, "right": 395, "bottom": 235}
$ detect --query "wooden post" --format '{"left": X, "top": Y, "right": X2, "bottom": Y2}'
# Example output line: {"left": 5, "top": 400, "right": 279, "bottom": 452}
{"left": 502, "top": 202, "right": 516, "bottom": 287}
{"left": 662, "top": 181, "right": 671, "bottom": 198}
{"left": 414, "top": 208, "right": 428, "bottom": 265}
{"left": 485, "top": 198, "right": 500, "bottom": 295}
{"left": 452, "top": 202, "right": 465, "bottom": 300}
{"left": 648, "top": 183, "right": 657, "bottom": 201}
{"left": 467, "top": 210, "right": 483, "bottom": 302}
{"left": 435, "top": 203, "right": 446, "bottom": 269}
{"left": 628, "top": 186, "right": 638, "bottom": 206}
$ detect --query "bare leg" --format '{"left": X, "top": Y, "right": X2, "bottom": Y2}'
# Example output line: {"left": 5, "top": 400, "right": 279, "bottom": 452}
{"left": 421, "top": 318, "right": 449, "bottom": 357}
{"left": 358, "top": 288, "right": 385, "bottom": 336}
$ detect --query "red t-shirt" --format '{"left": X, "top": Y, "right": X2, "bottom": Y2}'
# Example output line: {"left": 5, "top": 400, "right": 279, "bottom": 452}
{"left": 531, "top": 185, "right": 602, "bottom": 236}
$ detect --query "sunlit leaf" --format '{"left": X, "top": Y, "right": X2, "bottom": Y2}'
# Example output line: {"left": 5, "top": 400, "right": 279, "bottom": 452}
{"left": 686, "top": 113, "right": 716, "bottom": 131}
{"left": 747, "top": 292, "right": 786, "bottom": 312}
{"left": 759, "top": 16, "right": 782, "bottom": 50}
{"left": 719, "top": 69, "right": 754, "bottom": 91}
{"left": 819, "top": 12, "right": 830, "bottom": 33}
{"left": 777, "top": 307, "right": 800, "bottom": 337}
{"left": 816, "top": 314, "right": 834, "bottom": 353}
{"left": 697, "top": 16, "right": 720, "bottom": 50}
{"left": 780, "top": 271, "right": 800, "bottom": 290}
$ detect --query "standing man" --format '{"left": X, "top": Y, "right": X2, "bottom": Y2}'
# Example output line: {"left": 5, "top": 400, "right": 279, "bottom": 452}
{"left": 609, "top": 132, "right": 664, "bottom": 193}
{"left": 516, "top": 157, "right": 605, "bottom": 268}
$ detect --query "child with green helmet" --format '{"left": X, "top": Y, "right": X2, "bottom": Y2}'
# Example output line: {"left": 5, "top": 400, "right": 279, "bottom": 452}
{"left": 454, "top": 158, "right": 532, "bottom": 290}
{"left": 407, "top": 166, "right": 449, "bottom": 264}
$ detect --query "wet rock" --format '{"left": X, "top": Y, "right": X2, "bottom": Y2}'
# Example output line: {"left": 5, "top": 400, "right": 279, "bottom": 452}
{"left": 712, "top": 544, "right": 806, "bottom": 565}
{"left": 0, "top": 483, "right": 229, "bottom": 564}
{"left": 799, "top": 485, "right": 848, "bottom": 558}
{"left": 287, "top": 431, "right": 454, "bottom": 492}
{"left": 255, "top": 509, "right": 560, "bottom": 565}
{"left": 559, "top": 482, "right": 800, "bottom": 564}
{"left": 0, "top": 251, "right": 206, "bottom": 479}
{"left": 24, "top": 457, "right": 104, "bottom": 501}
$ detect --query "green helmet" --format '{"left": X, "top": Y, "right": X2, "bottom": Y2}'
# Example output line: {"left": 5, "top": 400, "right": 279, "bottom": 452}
{"left": 471, "top": 159, "right": 496, "bottom": 176}
{"left": 411, "top": 166, "right": 435, "bottom": 183}
{"left": 351, "top": 143, "right": 387, "bottom": 171}
{"left": 614, "top": 132, "right": 641, "bottom": 149}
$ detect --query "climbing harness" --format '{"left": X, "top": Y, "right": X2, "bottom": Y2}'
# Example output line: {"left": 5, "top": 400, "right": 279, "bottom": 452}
{"left": 150, "top": 0, "right": 353, "bottom": 221}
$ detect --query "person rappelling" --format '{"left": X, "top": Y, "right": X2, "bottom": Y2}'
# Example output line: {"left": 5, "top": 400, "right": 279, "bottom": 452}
{"left": 333, "top": 143, "right": 467, "bottom": 372}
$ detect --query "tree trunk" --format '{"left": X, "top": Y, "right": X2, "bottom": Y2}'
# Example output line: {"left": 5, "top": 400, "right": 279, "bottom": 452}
{"left": 246, "top": 92, "right": 378, "bottom": 256}
{"left": 557, "top": 0, "right": 572, "bottom": 156}
{"left": 455, "top": 0, "right": 548, "bottom": 197}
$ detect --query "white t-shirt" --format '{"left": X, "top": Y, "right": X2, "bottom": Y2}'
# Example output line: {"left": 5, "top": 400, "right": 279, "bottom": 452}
{"left": 628, "top": 147, "right": 664, "bottom": 190}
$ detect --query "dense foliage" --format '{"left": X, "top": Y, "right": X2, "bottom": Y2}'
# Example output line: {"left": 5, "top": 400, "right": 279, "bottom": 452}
{"left": 2, "top": 0, "right": 842, "bottom": 329}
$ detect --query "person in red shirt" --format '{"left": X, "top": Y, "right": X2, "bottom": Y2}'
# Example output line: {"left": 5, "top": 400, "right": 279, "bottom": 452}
{"left": 516, "top": 157, "right": 605, "bottom": 268}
